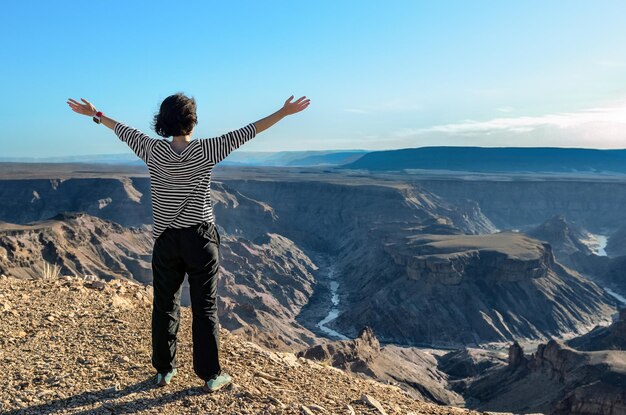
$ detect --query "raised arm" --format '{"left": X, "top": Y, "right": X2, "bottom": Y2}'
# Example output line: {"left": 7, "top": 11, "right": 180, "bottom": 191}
{"left": 67, "top": 98, "right": 158, "bottom": 164}
{"left": 253, "top": 95, "right": 310, "bottom": 133}
{"left": 201, "top": 95, "right": 310, "bottom": 164}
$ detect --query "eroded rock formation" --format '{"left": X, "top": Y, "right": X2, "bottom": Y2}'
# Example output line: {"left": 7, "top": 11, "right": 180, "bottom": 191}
{"left": 460, "top": 338, "right": 626, "bottom": 414}
{"left": 332, "top": 230, "right": 616, "bottom": 347}
{"left": 297, "top": 327, "right": 464, "bottom": 405}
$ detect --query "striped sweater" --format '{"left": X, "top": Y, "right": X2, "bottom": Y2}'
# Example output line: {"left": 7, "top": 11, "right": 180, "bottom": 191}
{"left": 114, "top": 122, "right": 257, "bottom": 240}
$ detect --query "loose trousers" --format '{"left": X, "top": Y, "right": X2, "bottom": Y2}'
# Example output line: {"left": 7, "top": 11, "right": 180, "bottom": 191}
{"left": 151, "top": 220, "right": 222, "bottom": 380}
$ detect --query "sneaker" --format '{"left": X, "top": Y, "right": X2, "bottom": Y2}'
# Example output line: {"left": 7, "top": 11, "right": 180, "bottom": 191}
{"left": 203, "top": 372, "right": 232, "bottom": 392}
{"left": 156, "top": 368, "right": 177, "bottom": 387}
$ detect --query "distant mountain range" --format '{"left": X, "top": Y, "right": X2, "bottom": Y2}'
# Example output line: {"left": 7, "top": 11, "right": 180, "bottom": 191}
{"left": 0, "top": 150, "right": 369, "bottom": 167}
{"left": 341, "top": 146, "right": 626, "bottom": 173}
{"left": 8, "top": 146, "right": 626, "bottom": 173}
{"left": 221, "top": 150, "right": 368, "bottom": 166}
{"left": 0, "top": 153, "right": 145, "bottom": 165}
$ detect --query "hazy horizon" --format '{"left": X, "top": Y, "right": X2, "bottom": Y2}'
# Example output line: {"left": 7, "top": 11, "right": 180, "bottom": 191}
{"left": 2, "top": 1, "right": 626, "bottom": 158}
{"left": 6, "top": 144, "right": 626, "bottom": 164}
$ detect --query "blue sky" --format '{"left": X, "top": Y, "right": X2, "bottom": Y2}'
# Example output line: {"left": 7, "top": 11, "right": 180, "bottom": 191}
{"left": 2, "top": 1, "right": 626, "bottom": 157}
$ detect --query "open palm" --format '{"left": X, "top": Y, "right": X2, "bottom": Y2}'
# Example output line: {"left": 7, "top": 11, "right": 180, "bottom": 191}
{"left": 282, "top": 96, "right": 310, "bottom": 115}
{"left": 67, "top": 98, "right": 97, "bottom": 117}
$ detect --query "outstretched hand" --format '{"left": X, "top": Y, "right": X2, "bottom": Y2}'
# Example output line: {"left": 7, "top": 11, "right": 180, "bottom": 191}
{"left": 67, "top": 98, "right": 97, "bottom": 117}
{"left": 281, "top": 95, "right": 310, "bottom": 115}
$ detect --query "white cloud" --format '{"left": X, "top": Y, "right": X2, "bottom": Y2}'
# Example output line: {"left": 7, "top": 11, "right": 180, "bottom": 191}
{"left": 396, "top": 101, "right": 626, "bottom": 138}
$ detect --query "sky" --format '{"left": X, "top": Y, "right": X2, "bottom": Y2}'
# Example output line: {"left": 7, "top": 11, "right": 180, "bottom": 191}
{"left": 1, "top": 0, "right": 626, "bottom": 157}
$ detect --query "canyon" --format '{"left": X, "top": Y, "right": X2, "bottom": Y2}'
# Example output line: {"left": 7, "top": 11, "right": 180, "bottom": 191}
{"left": 1, "top": 163, "right": 625, "bottom": 414}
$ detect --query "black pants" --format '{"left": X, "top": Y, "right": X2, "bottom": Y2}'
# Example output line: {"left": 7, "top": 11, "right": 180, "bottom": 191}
{"left": 151, "top": 220, "right": 222, "bottom": 381}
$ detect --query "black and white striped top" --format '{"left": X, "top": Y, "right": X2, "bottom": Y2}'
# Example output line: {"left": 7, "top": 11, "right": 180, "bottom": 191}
{"left": 114, "top": 122, "right": 257, "bottom": 240}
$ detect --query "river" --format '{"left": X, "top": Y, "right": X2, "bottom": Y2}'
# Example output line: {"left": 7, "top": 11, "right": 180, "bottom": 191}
{"left": 590, "top": 234, "right": 626, "bottom": 306}
{"left": 595, "top": 234, "right": 608, "bottom": 256}
{"left": 316, "top": 264, "right": 350, "bottom": 340}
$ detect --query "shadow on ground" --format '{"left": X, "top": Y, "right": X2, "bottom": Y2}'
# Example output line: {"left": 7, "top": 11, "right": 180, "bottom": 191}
{"left": 6, "top": 375, "right": 210, "bottom": 415}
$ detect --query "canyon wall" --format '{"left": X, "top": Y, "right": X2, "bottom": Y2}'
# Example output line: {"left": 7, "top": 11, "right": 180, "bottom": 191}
{"left": 331, "top": 229, "right": 616, "bottom": 347}
{"left": 0, "top": 173, "right": 619, "bottom": 348}
{"left": 414, "top": 179, "right": 626, "bottom": 231}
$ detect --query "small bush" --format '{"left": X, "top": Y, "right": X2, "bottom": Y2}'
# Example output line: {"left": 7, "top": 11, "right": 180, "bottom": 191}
{"left": 42, "top": 261, "right": 61, "bottom": 280}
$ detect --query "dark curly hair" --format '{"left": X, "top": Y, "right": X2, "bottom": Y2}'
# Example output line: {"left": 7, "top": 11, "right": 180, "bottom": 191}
{"left": 152, "top": 92, "right": 198, "bottom": 138}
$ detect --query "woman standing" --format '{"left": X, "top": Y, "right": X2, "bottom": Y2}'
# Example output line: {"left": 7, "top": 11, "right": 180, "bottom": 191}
{"left": 67, "top": 93, "right": 310, "bottom": 392}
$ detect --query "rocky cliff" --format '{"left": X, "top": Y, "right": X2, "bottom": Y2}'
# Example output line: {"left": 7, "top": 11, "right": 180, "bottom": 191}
{"left": 297, "top": 327, "right": 464, "bottom": 406}
{"left": 527, "top": 214, "right": 594, "bottom": 264}
{"left": 437, "top": 348, "right": 508, "bottom": 380}
{"left": 0, "top": 171, "right": 617, "bottom": 349}
{"left": 222, "top": 179, "right": 496, "bottom": 255}
{"left": 331, "top": 230, "right": 616, "bottom": 347}
{"left": 415, "top": 179, "right": 626, "bottom": 232}
{"left": 0, "top": 212, "right": 153, "bottom": 282}
{"left": 567, "top": 309, "right": 626, "bottom": 351}
{"left": 460, "top": 339, "right": 626, "bottom": 414}
{"left": 216, "top": 231, "right": 320, "bottom": 349}
{"left": 0, "top": 176, "right": 496, "bottom": 243}
{"left": 0, "top": 177, "right": 152, "bottom": 226}
{"left": 568, "top": 253, "right": 626, "bottom": 299}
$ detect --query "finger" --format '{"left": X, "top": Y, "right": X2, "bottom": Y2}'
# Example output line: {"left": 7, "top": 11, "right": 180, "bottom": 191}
{"left": 294, "top": 96, "right": 307, "bottom": 104}
{"left": 285, "top": 95, "right": 294, "bottom": 104}
{"left": 80, "top": 98, "right": 92, "bottom": 105}
{"left": 68, "top": 98, "right": 81, "bottom": 105}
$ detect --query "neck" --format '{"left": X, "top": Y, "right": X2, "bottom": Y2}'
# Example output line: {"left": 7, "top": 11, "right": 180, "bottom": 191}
{"left": 172, "top": 134, "right": 191, "bottom": 143}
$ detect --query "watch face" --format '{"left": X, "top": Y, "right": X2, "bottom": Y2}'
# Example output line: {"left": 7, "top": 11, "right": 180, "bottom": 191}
{"left": 93, "top": 117, "right": 101, "bottom": 124}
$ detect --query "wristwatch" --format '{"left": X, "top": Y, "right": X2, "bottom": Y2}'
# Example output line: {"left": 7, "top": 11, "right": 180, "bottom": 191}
{"left": 93, "top": 111, "right": 103, "bottom": 124}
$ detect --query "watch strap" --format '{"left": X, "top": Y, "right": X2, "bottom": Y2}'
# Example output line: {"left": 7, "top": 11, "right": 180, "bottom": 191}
{"left": 92, "top": 111, "right": 103, "bottom": 124}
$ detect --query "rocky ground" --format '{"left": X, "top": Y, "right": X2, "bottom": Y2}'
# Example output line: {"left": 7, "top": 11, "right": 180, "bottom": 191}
{"left": 0, "top": 274, "right": 494, "bottom": 415}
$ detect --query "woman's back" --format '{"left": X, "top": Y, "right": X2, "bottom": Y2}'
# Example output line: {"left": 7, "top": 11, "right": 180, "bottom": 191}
{"left": 114, "top": 122, "right": 257, "bottom": 240}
